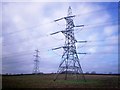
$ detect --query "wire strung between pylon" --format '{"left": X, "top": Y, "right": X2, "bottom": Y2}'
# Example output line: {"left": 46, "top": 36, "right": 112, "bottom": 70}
{"left": 3, "top": 19, "right": 118, "bottom": 46}
{"left": 2, "top": 6, "right": 118, "bottom": 37}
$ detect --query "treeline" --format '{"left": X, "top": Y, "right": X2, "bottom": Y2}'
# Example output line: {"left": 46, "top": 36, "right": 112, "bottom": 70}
{"left": 2, "top": 71, "right": 119, "bottom": 76}
{"left": 2, "top": 72, "right": 44, "bottom": 76}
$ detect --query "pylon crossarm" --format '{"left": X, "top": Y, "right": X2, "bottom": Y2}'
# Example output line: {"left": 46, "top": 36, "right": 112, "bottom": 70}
{"left": 77, "top": 52, "right": 91, "bottom": 54}
{"left": 54, "top": 15, "right": 75, "bottom": 22}
{"left": 75, "top": 25, "right": 84, "bottom": 27}
{"left": 50, "top": 31, "right": 61, "bottom": 35}
{"left": 52, "top": 46, "right": 63, "bottom": 50}
{"left": 64, "top": 15, "right": 76, "bottom": 19}
{"left": 61, "top": 29, "right": 74, "bottom": 33}
{"left": 50, "top": 28, "right": 83, "bottom": 36}
{"left": 77, "top": 41, "right": 87, "bottom": 43}
{"left": 52, "top": 46, "right": 76, "bottom": 51}
{"left": 77, "top": 53, "right": 87, "bottom": 54}
{"left": 50, "top": 29, "right": 74, "bottom": 36}
{"left": 54, "top": 17, "right": 64, "bottom": 22}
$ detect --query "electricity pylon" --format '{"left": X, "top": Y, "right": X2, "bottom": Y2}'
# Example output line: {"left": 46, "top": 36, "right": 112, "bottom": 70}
{"left": 51, "top": 6, "right": 86, "bottom": 81}
{"left": 33, "top": 49, "right": 40, "bottom": 74}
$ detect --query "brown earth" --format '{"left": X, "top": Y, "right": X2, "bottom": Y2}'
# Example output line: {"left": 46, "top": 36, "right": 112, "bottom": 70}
{"left": 2, "top": 74, "right": 119, "bottom": 88}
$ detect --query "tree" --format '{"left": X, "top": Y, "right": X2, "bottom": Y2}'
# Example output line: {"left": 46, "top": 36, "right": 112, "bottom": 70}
{"left": 91, "top": 71, "right": 96, "bottom": 74}
{"left": 85, "top": 72, "right": 89, "bottom": 74}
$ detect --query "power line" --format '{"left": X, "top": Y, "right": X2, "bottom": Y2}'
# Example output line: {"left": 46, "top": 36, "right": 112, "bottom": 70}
{"left": 3, "top": 54, "right": 118, "bottom": 65}
{"left": 2, "top": 39, "right": 118, "bottom": 58}
{"left": 2, "top": 47, "right": 61, "bottom": 59}
{"left": 51, "top": 50, "right": 61, "bottom": 57}
{"left": 3, "top": 20, "right": 116, "bottom": 38}
{"left": 2, "top": 7, "right": 118, "bottom": 37}
{"left": 3, "top": 51, "right": 118, "bottom": 60}
{"left": 3, "top": 57, "right": 33, "bottom": 64}
{"left": 2, "top": 18, "right": 118, "bottom": 46}
{"left": 2, "top": 21, "right": 54, "bottom": 36}
{"left": 2, "top": 36, "right": 118, "bottom": 57}
{"left": 84, "top": 20, "right": 118, "bottom": 29}
{"left": 90, "top": 52, "right": 119, "bottom": 54}
{"left": 51, "top": 39, "right": 118, "bottom": 50}
{"left": 2, "top": 45, "right": 119, "bottom": 60}
{"left": 76, "top": 7, "right": 118, "bottom": 17}
{"left": 50, "top": 20, "right": 118, "bottom": 36}
{"left": 2, "top": 51, "right": 33, "bottom": 59}
{"left": 2, "top": 20, "right": 117, "bottom": 46}
{"left": 53, "top": 7, "right": 118, "bottom": 22}
{"left": 77, "top": 44, "right": 118, "bottom": 48}
{"left": 77, "top": 38, "right": 118, "bottom": 43}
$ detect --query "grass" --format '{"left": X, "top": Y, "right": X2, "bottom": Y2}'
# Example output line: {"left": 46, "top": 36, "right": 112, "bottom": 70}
{"left": 2, "top": 74, "right": 119, "bottom": 88}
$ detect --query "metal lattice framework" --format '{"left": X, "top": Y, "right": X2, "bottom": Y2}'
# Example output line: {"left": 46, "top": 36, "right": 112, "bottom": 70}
{"left": 33, "top": 49, "right": 40, "bottom": 74}
{"left": 53, "top": 7, "right": 86, "bottom": 81}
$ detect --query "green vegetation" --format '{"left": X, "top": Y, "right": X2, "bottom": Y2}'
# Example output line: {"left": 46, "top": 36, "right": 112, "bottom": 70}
{"left": 2, "top": 74, "right": 119, "bottom": 88}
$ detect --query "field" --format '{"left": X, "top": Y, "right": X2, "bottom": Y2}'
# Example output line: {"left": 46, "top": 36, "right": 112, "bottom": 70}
{"left": 2, "top": 74, "right": 120, "bottom": 88}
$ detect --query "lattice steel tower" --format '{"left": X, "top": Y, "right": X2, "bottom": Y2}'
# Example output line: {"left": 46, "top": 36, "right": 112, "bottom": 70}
{"left": 53, "top": 6, "right": 86, "bottom": 81}
{"left": 33, "top": 49, "right": 40, "bottom": 74}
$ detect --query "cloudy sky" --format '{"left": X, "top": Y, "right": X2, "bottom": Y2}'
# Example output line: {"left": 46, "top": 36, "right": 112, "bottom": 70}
{"left": 2, "top": 1, "right": 118, "bottom": 74}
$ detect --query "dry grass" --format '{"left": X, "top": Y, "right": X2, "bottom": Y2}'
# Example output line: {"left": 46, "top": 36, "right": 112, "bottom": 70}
{"left": 2, "top": 74, "right": 119, "bottom": 88}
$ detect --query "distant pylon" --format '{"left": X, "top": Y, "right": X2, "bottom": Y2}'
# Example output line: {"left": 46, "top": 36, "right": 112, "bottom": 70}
{"left": 53, "top": 6, "right": 86, "bottom": 81}
{"left": 33, "top": 49, "right": 40, "bottom": 74}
